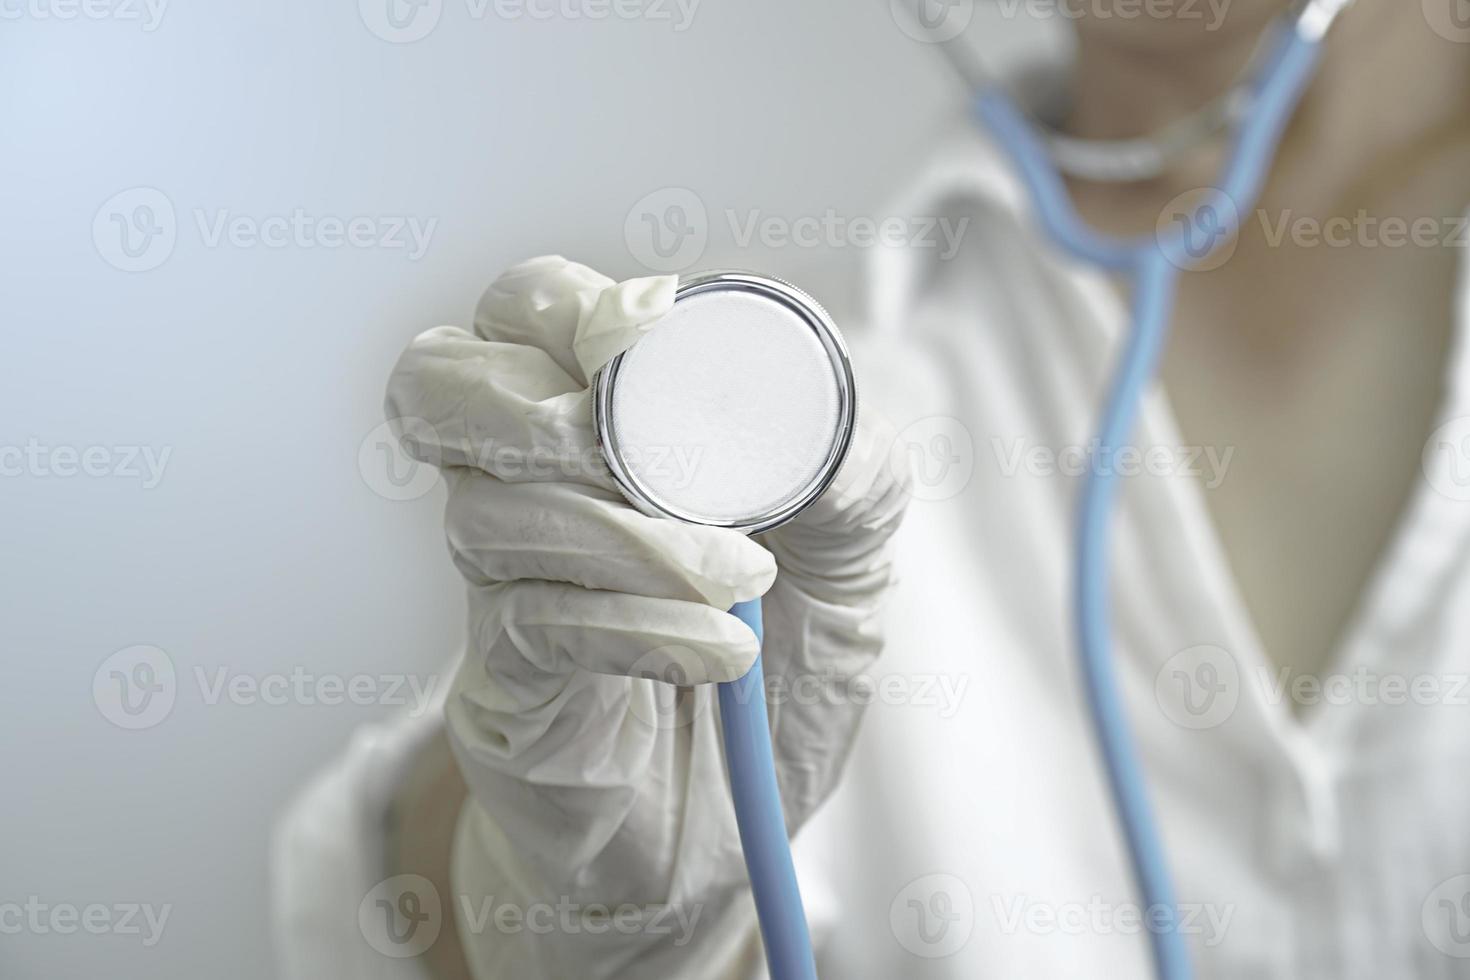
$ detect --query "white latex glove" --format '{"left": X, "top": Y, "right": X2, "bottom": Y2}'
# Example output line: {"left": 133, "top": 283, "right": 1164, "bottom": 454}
{"left": 384, "top": 256, "right": 908, "bottom": 979}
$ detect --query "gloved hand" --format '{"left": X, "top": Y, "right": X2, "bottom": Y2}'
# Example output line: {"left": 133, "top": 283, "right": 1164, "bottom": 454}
{"left": 384, "top": 255, "right": 908, "bottom": 979}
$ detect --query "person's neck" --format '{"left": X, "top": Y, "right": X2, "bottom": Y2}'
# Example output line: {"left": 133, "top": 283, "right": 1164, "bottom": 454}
{"left": 1063, "top": 5, "right": 1470, "bottom": 212}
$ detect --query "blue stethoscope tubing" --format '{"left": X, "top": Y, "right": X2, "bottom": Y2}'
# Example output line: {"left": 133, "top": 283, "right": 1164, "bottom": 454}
{"left": 973, "top": 21, "right": 1325, "bottom": 980}
{"left": 716, "top": 21, "right": 1324, "bottom": 980}
{"left": 719, "top": 598, "right": 818, "bottom": 980}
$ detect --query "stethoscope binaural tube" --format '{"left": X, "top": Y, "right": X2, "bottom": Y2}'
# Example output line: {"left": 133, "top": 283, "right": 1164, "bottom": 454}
{"left": 593, "top": 272, "right": 855, "bottom": 980}
{"left": 971, "top": 8, "right": 1343, "bottom": 980}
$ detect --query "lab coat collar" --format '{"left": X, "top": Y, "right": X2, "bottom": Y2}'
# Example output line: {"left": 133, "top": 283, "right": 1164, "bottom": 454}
{"left": 865, "top": 122, "right": 1047, "bottom": 337}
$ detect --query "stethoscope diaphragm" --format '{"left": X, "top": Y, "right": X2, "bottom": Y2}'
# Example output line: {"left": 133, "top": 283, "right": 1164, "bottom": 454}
{"left": 593, "top": 271, "right": 856, "bottom": 535}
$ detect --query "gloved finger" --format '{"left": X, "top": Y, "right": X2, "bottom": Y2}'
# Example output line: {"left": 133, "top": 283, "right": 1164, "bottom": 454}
{"left": 473, "top": 255, "right": 677, "bottom": 386}
{"left": 469, "top": 579, "right": 761, "bottom": 685}
{"left": 472, "top": 256, "right": 614, "bottom": 380}
{"left": 445, "top": 470, "right": 776, "bottom": 607}
{"left": 385, "top": 253, "right": 678, "bottom": 486}
{"left": 764, "top": 406, "right": 910, "bottom": 602}
{"left": 384, "top": 324, "right": 617, "bottom": 490}
{"left": 788, "top": 403, "right": 910, "bottom": 537}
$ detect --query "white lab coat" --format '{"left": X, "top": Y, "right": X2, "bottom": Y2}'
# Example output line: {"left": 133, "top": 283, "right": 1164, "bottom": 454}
{"left": 272, "top": 125, "right": 1470, "bottom": 978}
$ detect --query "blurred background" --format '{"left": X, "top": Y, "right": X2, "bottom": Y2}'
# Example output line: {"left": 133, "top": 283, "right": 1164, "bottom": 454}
{"left": 0, "top": 2, "right": 1057, "bottom": 977}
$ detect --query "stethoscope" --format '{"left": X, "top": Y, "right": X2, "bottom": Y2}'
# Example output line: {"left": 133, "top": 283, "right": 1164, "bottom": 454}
{"left": 594, "top": 2, "right": 1352, "bottom": 978}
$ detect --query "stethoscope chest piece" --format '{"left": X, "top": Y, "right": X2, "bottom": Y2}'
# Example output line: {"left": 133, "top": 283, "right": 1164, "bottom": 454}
{"left": 593, "top": 271, "right": 856, "bottom": 534}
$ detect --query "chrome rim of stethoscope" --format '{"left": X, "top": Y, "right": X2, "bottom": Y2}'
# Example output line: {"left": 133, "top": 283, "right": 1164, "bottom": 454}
{"left": 916, "top": 0, "right": 1354, "bottom": 183}
{"left": 592, "top": 271, "right": 858, "bottom": 536}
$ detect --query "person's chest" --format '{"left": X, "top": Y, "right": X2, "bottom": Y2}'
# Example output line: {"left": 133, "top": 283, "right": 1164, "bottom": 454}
{"left": 798, "top": 245, "right": 1470, "bottom": 977}
{"left": 1162, "top": 209, "right": 1462, "bottom": 684}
